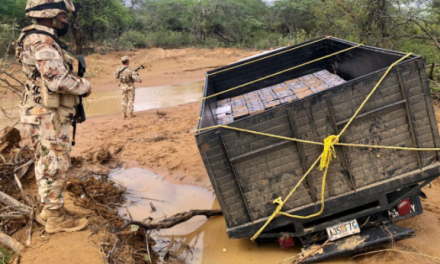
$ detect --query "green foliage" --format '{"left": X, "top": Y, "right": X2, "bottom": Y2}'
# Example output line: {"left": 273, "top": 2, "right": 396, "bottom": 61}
{"left": 121, "top": 31, "right": 148, "bottom": 49}
{"left": 0, "top": 0, "right": 27, "bottom": 26}
{"left": 0, "top": 24, "right": 17, "bottom": 55}
{"left": 0, "top": 246, "right": 13, "bottom": 264}
{"left": 145, "top": 31, "right": 197, "bottom": 48}
{"left": 400, "top": 40, "right": 440, "bottom": 63}
{"left": 0, "top": 0, "right": 440, "bottom": 64}
{"left": 59, "top": 0, "right": 133, "bottom": 53}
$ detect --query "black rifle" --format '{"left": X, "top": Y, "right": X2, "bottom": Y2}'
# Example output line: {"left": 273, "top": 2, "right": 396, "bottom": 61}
{"left": 135, "top": 65, "right": 145, "bottom": 72}
{"left": 71, "top": 55, "right": 87, "bottom": 146}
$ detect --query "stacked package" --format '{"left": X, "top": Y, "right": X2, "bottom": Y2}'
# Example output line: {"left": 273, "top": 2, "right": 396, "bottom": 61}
{"left": 245, "top": 91, "right": 265, "bottom": 115}
{"left": 258, "top": 87, "right": 281, "bottom": 109}
{"left": 215, "top": 69, "right": 345, "bottom": 124}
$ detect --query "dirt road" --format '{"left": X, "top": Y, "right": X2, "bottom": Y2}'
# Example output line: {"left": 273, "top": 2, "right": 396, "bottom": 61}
{"left": 85, "top": 47, "right": 252, "bottom": 91}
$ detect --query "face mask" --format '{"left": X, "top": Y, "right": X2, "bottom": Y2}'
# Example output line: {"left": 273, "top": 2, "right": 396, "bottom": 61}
{"left": 56, "top": 22, "right": 70, "bottom": 37}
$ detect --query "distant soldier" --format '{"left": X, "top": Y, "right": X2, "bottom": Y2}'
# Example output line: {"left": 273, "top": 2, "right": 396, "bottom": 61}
{"left": 15, "top": 0, "right": 90, "bottom": 233}
{"left": 115, "top": 56, "right": 142, "bottom": 119}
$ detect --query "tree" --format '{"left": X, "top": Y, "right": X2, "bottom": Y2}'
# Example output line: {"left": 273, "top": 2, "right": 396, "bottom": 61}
{"left": 70, "top": 0, "right": 131, "bottom": 54}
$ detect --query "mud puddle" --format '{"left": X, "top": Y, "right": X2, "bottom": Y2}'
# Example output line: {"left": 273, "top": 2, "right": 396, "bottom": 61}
{"left": 0, "top": 80, "right": 204, "bottom": 130}
{"left": 111, "top": 168, "right": 353, "bottom": 264}
{"left": 82, "top": 80, "right": 204, "bottom": 117}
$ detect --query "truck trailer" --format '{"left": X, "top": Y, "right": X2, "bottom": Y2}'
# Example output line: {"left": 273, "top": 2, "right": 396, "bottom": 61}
{"left": 195, "top": 36, "right": 440, "bottom": 262}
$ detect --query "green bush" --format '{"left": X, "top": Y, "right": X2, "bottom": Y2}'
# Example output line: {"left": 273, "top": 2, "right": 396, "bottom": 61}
{"left": 202, "top": 38, "right": 225, "bottom": 49}
{"left": 0, "top": 24, "right": 15, "bottom": 55}
{"left": 120, "top": 31, "right": 148, "bottom": 49}
{"left": 144, "top": 31, "right": 197, "bottom": 48}
{"left": 398, "top": 40, "right": 440, "bottom": 63}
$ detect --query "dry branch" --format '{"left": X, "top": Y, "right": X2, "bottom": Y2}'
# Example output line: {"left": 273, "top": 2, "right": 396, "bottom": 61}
{"left": 0, "top": 232, "right": 25, "bottom": 255}
{"left": 25, "top": 209, "right": 34, "bottom": 246}
{"left": 0, "top": 215, "right": 25, "bottom": 220}
{"left": 0, "top": 191, "right": 45, "bottom": 226}
{"left": 14, "top": 174, "right": 30, "bottom": 206}
{"left": 112, "top": 209, "right": 222, "bottom": 233}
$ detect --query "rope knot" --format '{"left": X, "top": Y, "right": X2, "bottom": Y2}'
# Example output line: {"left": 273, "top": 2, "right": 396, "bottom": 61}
{"left": 319, "top": 135, "right": 339, "bottom": 171}
{"left": 273, "top": 197, "right": 284, "bottom": 214}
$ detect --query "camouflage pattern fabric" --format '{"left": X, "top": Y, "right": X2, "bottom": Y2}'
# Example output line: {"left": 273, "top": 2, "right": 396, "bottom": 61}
{"left": 25, "top": 0, "right": 75, "bottom": 18}
{"left": 115, "top": 66, "right": 141, "bottom": 115}
{"left": 122, "top": 89, "right": 135, "bottom": 114}
{"left": 22, "top": 114, "right": 70, "bottom": 209}
{"left": 16, "top": 24, "right": 90, "bottom": 209}
{"left": 16, "top": 25, "right": 90, "bottom": 117}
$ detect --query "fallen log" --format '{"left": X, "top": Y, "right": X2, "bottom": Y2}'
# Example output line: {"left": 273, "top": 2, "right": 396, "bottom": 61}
{"left": 0, "top": 232, "right": 25, "bottom": 254}
{"left": 0, "top": 191, "right": 45, "bottom": 226}
{"left": 112, "top": 209, "right": 222, "bottom": 233}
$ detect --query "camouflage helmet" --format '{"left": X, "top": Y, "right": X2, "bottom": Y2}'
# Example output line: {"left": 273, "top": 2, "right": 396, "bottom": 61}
{"left": 25, "top": 0, "right": 75, "bottom": 19}
{"left": 121, "top": 56, "right": 130, "bottom": 63}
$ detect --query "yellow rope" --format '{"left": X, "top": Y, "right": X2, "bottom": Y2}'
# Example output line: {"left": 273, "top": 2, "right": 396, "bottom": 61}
{"left": 197, "top": 52, "right": 424, "bottom": 241}
{"left": 207, "top": 36, "right": 330, "bottom": 76}
{"left": 338, "top": 53, "right": 413, "bottom": 135}
{"left": 197, "top": 125, "right": 325, "bottom": 146}
{"left": 201, "top": 44, "right": 363, "bottom": 101}
{"left": 196, "top": 124, "right": 440, "bottom": 152}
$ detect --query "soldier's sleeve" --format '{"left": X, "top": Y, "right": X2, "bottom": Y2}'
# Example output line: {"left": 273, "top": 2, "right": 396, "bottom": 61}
{"left": 131, "top": 69, "right": 142, "bottom": 83}
{"left": 34, "top": 42, "right": 90, "bottom": 95}
{"left": 115, "top": 68, "right": 120, "bottom": 79}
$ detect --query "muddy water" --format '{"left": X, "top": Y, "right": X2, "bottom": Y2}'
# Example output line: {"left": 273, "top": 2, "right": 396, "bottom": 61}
{"left": 111, "top": 168, "right": 354, "bottom": 264}
{"left": 110, "top": 167, "right": 215, "bottom": 236}
{"left": 84, "top": 80, "right": 204, "bottom": 116}
{"left": 0, "top": 80, "right": 204, "bottom": 130}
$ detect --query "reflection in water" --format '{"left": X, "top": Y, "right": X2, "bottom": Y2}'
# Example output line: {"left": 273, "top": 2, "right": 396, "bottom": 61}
{"left": 83, "top": 80, "right": 204, "bottom": 118}
{"left": 111, "top": 168, "right": 353, "bottom": 264}
{"left": 110, "top": 167, "right": 215, "bottom": 236}
{"left": 0, "top": 80, "right": 204, "bottom": 130}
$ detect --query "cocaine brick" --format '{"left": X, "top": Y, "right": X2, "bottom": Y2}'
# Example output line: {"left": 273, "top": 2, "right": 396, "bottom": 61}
{"left": 258, "top": 87, "right": 278, "bottom": 102}
{"left": 280, "top": 95, "right": 298, "bottom": 104}
{"left": 299, "top": 74, "right": 314, "bottom": 82}
{"left": 287, "top": 81, "right": 306, "bottom": 91}
{"left": 313, "top": 69, "right": 331, "bottom": 78}
{"left": 217, "top": 98, "right": 231, "bottom": 107}
{"left": 233, "top": 108, "right": 249, "bottom": 119}
{"left": 244, "top": 91, "right": 261, "bottom": 102}
{"left": 217, "top": 114, "right": 234, "bottom": 125}
{"left": 263, "top": 100, "right": 280, "bottom": 109}
{"left": 231, "top": 98, "right": 247, "bottom": 108}
{"left": 292, "top": 86, "right": 310, "bottom": 94}
{"left": 272, "top": 84, "right": 295, "bottom": 99}
{"left": 295, "top": 89, "right": 314, "bottom": 99}
{"left": 310, "top": 86, "right": 321, "bottom": 93}
{"left": 248, "top": 104, "right": 265, "bottom": 115}
{"left": 231, "top": 95, "right": 245, "bottom": 101}
{"left": 284, "top": 78, "right": 301, "bottom": 85}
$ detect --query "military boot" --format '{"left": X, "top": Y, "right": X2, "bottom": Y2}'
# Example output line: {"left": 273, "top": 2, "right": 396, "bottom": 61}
{"left": 123, "top": 113, "right": 127, "bottom": 119}
{"left": 129, "top": 113, "right": 136, "bottom": 118}
{"left": 40, "top": 207, "right": 79, "bottom": 221}
{"left": 44, "top": 208, "right": 89, "bottom": 234}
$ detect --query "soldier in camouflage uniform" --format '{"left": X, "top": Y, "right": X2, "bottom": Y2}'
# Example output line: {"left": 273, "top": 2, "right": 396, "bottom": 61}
{"left": 15, "top": 0, "right": 90, "bottom": 233}
{"left": 115, "top": 56, "right": 142, "bottom": 119}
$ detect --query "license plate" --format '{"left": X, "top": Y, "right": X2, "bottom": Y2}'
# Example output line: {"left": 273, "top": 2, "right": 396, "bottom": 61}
{"left": 326, "top": 219, "right": 361, "bottom": 241}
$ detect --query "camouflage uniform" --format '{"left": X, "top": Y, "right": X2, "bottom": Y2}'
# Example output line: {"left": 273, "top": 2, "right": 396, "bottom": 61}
{"left": 16, "top": 24, "right": 90, "bottom": 209}
{"left": 115, "top": 64, "right": 141, "bottom": 116}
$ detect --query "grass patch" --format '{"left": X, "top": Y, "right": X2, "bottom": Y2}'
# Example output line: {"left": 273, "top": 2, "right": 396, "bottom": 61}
{"left": 0, "top": 246, "right": 13, "bottom": 264}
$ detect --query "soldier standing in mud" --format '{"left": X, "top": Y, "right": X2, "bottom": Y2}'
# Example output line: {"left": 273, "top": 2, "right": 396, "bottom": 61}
{"left": 115, "top": 56, "right": 142, "bottom": 119}
{"left": 15, "top": 0, "right": 90, "bottom": 233}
